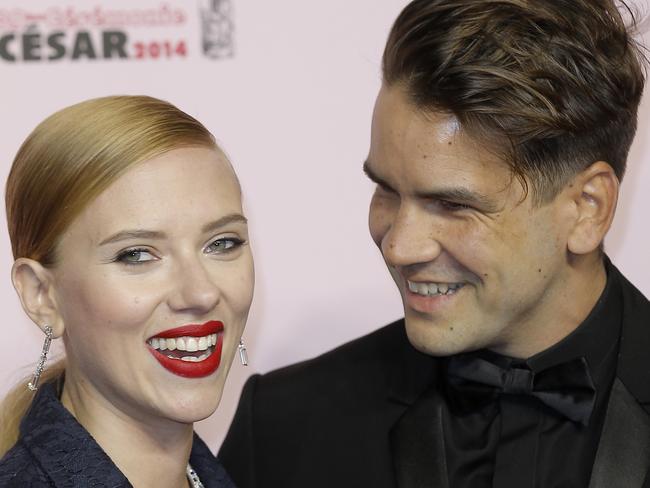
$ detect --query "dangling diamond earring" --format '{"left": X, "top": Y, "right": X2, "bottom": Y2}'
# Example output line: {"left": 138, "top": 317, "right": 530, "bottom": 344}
{"left": 238, "top": 339, "right": 249, "bottom": 366}
{"left": 28, "top": 325, "right": 53, "bottom": 391}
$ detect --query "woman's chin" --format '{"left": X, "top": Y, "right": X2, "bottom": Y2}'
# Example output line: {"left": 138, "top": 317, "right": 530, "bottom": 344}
{"left": 157, "top": 394, "right": 223, "bottom": 426}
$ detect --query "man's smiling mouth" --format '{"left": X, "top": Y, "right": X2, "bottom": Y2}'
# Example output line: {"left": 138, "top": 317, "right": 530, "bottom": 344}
{"left": 407, "top": 280, "right": 465, "bottom": 297}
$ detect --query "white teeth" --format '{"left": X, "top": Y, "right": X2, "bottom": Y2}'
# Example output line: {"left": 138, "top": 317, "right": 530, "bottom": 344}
{"left": 170, "top": 352, "right": 210, "bottom": 362}
{"left": 186, "top": 337, "right": 198, "bottom": 352}
{"left": 149, "top": 333, "right": 219, "bottom": 351}
{"left": 427, "top": 283, "right": 439, "bottom": 295}
{"left": 407, "top": 280, "right": 464, "bottom": 297}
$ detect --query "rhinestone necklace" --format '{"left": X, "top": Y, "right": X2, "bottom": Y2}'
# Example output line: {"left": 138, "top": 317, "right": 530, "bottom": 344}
{"left": 186, "top": 464, "right": 204, "bottom": 488}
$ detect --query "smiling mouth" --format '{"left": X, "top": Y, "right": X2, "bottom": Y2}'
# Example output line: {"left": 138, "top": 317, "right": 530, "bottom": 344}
{"left": 407, "top": 280, "right": 465, "bottom": 297}
{"left": 147, "top": 320, "right": 224, "bottom": 378}
{"left": 148, "top": 333, "right": 218, "bottom": 362}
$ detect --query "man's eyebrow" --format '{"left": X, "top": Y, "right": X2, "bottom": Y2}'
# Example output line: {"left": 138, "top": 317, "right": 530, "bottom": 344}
{"left": 99, "top": 213, "right": 248, "bottom": 246}
{"left": 363, "top": 159, "right": 498, "bottom": 211}
{"left": 363, "top": 160, "right": 396, "bottom": 192}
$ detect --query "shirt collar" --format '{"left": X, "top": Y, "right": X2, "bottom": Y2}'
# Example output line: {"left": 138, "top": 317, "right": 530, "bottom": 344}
{"left": 465, "top": 258, "right": 622, "bottom": 394}
{"left": 526, "top": 259, "right": 622, "bottom": 387}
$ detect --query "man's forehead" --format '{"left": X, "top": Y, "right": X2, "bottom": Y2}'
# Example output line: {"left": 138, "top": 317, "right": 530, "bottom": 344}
{"left": 373, "top": 86, "right": 498, "bottom": 160}
{"left": 368, "top": 106, "right": 523, "bottom": 205}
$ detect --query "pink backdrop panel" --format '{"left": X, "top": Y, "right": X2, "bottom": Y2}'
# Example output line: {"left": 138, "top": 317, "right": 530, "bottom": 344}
{"left": 0, "top": 0, "right": 647, "bottom": 450}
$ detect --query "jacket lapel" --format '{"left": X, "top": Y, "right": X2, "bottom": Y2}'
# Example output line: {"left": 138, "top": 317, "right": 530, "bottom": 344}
{"left": 589, "top": 378, "right": 650, "bottom": 488}
{"left": 590, "top": 263, "right": 650, "bottom": 488}
{"left": 390, "top": 385, "right": 449, "bottom": 488}
{"left": 615, "top": 266, "right": 650, "bottom": 410}
{"left": 21, "top": 382, "right": 132, "bottom": 487}
{"left": 385, "top": 321, "right": 445, "bottom": 488}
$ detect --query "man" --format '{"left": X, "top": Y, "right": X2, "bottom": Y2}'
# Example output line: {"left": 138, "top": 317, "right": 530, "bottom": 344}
{"left": 219, "top": 1, "right": 649, "bottom": 486}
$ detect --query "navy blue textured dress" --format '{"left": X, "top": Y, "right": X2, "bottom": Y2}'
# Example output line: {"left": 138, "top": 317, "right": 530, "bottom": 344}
{"left": 0, "top": 381, "right": 235, "bottom": 487}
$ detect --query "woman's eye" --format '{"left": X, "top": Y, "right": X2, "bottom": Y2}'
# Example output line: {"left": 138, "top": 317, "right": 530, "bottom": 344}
{"left": 115, "top": 248, "right": 156, "bottom": 265}
{"left": 205, "top": 238, "right": 244, "bottom": 254}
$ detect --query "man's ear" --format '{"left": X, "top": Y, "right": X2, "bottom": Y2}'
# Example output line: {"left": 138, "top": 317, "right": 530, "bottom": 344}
{"left": 11, "top": 258, "right": 64, "bottom": 337}
{"left": 566, "top": 161, "right": 619, "bottom": 255}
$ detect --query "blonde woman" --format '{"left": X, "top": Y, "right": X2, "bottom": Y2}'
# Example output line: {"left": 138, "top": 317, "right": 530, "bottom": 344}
{"left": 0, "top": 96, "right": 253, "bottom": 487}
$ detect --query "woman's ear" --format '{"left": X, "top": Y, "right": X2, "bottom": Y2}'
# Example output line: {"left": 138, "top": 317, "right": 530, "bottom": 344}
{"left": 11, "top": 258, "right": 64, "bottom": 337}
{"left": 566, "top": 161, "right": 619, "bottom": 255}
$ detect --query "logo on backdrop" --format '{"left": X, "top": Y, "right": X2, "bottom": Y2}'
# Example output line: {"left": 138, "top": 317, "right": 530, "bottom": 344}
{"left": 199, "top": 0, "right": 234, "bottom": 59}
{"left": 0, "top": 2, "right": 235, "bottom": 63}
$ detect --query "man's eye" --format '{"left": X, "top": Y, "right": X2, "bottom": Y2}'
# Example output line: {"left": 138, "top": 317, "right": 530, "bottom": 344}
{"left": 205, "top": 238, "right": 244, "bottom": 254}
{"left": 373, "top": 184, "right": 399, "bottom": 201}
{"left": 376, "top": 183, "right": 396, "bottom": 195}
{"left": 438, "top": 200, "right": 471, "bottom": 211}
{"left": 115, "top": 248, "right": 156, "bottom": 265}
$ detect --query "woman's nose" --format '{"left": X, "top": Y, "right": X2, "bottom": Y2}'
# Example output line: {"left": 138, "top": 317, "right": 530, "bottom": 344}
{"left": 167, "top": 256, "right": 221, "bottom": 314}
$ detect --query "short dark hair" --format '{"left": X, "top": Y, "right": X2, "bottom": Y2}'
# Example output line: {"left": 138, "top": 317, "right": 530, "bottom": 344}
{"left": 383, "top": 0, "right": 646, "bottom": 202}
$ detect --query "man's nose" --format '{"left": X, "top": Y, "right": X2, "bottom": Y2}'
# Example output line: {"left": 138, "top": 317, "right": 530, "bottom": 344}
{"left": 381, "top": 205, "right": 442, "bottom": 268}
{"left": 167, "top": 255, "right": 221, "bottom": 314}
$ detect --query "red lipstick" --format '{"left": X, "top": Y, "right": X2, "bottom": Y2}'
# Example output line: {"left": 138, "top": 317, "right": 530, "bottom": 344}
{"left": 150, "top": 320, "right": 223, "bottom": 339}
{"left": 148, "top": 320, "right": 224, "bottom": 378}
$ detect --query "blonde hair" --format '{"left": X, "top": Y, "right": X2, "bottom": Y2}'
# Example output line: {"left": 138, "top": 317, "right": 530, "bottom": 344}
{"left": 0, "top": 95, "right": 216, "bottom": 457}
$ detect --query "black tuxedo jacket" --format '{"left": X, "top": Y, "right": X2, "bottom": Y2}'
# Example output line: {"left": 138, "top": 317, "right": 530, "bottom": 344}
{"left": 219, "top": 267, "right": 650, "bottom": 488}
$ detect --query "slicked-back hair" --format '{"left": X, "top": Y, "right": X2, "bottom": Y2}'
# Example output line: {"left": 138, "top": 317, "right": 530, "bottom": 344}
{"left": 6, "top": 95, "right": 216, "bottom": 266}
{"left": 383, "top": 0, "right": 646, "bottom": 203}
{"left": 0, "top": 95, "right": 218, "bottom": 456}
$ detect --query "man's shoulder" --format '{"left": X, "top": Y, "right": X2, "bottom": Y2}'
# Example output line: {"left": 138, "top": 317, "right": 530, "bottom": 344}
{"left": 611, "top": 262, "right": 650, "bottom": 403}
{"left": 274, "top": 318, "right": 408, "bottom": 367}
{"left": 254, "top": 318, "right": 409, "bottom": 393}
{"left": 616, "top": 266, "right": 650, "bottom": 315}
{"left": 220, "top": 319, "right": 420, "bottom": 487}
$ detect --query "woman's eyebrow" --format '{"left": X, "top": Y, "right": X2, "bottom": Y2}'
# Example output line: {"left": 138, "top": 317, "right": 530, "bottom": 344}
{"left": 201, "top": 213, "right": 248, "bottom": 233}
{"left": 99, "top": 230, "right": 166, "bottom": 246}
{"left": 98, "top": 214, "right": 248, "bottom": 246}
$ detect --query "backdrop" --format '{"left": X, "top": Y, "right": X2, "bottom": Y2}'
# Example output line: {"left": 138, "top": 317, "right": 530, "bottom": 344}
{"left": 1, "top": 0, "right": 648, "bottom": 451}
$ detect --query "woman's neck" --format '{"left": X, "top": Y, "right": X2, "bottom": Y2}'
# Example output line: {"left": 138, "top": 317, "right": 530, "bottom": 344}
{"left": 61, "top": 377, "right": 194, "bottom": 488}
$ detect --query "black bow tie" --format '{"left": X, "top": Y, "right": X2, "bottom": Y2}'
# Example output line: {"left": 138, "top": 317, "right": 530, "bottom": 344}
{"left": 445, "top": 355, "right": 597, "bottom": 426}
